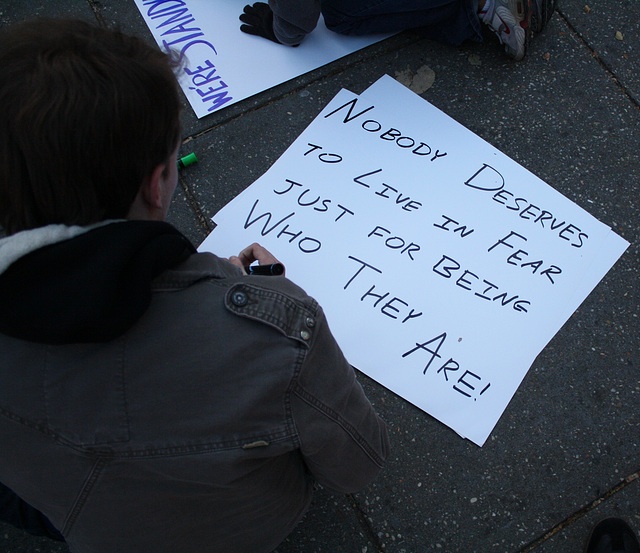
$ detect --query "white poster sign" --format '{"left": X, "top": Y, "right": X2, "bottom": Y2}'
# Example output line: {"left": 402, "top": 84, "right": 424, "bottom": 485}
{"left": 199, "top": 76, "right": 629, "bottom": 446}
{"left": 134, "top": 0, "right": 390, "bottom": 117}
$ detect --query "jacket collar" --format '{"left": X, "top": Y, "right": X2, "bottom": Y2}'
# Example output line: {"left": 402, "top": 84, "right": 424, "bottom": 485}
{"left": 0, "top": 220, "right": 196, "bottom": 344}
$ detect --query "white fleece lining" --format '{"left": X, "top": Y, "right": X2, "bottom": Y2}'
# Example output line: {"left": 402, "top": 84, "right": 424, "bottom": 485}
{"left": 0, "top": 220, "right": 121, "bottom": 275}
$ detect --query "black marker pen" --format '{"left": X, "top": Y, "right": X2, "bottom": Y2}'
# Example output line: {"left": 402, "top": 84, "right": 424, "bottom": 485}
{"left": 244, "top": 263, "right": 284, "bottom": 276}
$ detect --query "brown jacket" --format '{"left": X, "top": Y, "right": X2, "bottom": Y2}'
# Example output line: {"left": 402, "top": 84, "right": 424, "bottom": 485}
{"left": 0, "top": 222, "right": 389, "bottom": 553}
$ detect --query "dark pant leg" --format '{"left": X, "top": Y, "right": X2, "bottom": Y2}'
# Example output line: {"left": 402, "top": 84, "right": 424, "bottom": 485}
{"left": 321, "top": 0, "right": 483, "bottom": 46}
{"left": 0, "top": 482, "right": 64, "bottom": 541}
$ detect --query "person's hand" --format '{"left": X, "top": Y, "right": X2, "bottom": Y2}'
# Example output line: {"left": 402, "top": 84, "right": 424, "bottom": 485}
{"left": 227, "top": 243, "right": 285, "bottom": 276}
{"left": 239, "top": 3, "right": 281, "bottom": 44}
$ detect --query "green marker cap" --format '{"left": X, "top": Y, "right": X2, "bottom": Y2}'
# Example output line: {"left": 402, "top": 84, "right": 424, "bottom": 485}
{"left": 178, "top": 152, "right": 198, "bottom": 168}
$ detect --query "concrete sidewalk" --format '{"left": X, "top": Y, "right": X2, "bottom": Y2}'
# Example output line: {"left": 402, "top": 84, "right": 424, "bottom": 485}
{"left": 1, "top": 1, "right": 638, "bottom": 551}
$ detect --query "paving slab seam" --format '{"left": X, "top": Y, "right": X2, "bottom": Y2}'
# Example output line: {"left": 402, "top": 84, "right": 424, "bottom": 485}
{"left": 515, "top": 470, "right": 640, "bottom": 553}
{"left": 346, "top": 493, "right": 386, "bottom": 553}
{"left": 177, "top": 172, "right": 215, "bottom": 235}
{"left": 86, "top": 0, "right": 106, "bottom": 26}
{"left": 555, "top": 6, "right": 640, "bottom": 110}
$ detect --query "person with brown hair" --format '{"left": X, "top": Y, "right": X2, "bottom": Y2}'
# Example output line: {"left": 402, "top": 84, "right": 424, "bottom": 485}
{"left": 0, "top": 18, "right": 388, "bottom": 553}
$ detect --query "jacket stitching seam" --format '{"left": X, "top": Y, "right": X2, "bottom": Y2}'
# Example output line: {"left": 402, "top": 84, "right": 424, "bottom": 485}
{"left": 0, "top": 407, "right": 58, "bottom": 439}
{"left": 118, "top": 337, "right": 132, "bottom": 442}
{"left": 82, "top": 431, "right": 295, "bottom": 458}
{"left": 291, "top": 382, "right": 385, "bottom": 467}
{"left": 0, "top": 408, "right": 295, "bottom": 455}
{"left": 62, "top": 456, "right": 107, "bottom": 536}
{"left": 285, "top": 346, "right": 308, "bottom": 449}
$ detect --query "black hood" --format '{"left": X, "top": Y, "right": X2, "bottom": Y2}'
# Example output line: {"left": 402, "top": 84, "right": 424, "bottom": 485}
{"left": 0, "top": 221, "right": 195, "bottom": 344}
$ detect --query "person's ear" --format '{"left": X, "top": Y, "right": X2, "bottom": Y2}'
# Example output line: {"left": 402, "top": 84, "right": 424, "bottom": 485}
{"left": 127, "top": 161, "right": 168, "bottom": 221}
{"left": 141, "top": 162, "right": 168, "bottom": 210}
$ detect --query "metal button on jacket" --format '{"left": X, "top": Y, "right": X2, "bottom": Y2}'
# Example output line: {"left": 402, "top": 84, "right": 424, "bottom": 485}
{"left": 231, "top": 291, "right": 248, "bottom": 307}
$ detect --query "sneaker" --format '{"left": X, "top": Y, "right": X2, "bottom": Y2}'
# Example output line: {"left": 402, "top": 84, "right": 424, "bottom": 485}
{"left": 479, "top": 0, "right": 530, "bottom": 61}
{"left": 585, "top": 518, "right": 640, "bottom": 553}
{"left": 530, "top": 0, "right": 557, "bottom": 33}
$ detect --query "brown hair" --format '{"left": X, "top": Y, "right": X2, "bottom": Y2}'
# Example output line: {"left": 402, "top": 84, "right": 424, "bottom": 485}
{"left": 0, "top": 18, "right": 182, "bottom": 234}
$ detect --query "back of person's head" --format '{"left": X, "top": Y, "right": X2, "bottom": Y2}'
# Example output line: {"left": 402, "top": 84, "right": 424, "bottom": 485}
{"left": 0, "top": 18, "right": 182, "bottom": 234}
